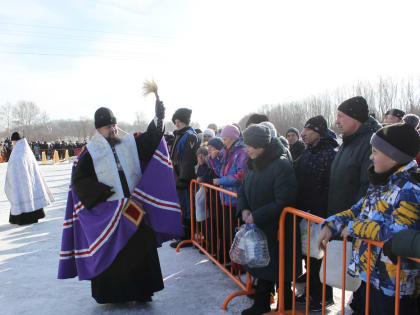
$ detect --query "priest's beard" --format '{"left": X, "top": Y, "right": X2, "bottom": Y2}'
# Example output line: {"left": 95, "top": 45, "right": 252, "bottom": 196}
{"left": 106, "top": 135, "right": 121, "bottom": 146}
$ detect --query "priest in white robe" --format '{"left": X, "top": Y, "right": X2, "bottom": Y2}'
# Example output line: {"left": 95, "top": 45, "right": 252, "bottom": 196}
{"left": 5, "top": 132, "right": 54, "bottom": 225}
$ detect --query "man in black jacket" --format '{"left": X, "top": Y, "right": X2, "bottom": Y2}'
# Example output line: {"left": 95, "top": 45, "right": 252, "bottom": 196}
{"left": 169, "top": 108, "right": 199, "bottom": 248}
{"left": 294, "top": 115, "right": 338, "bottom": 311}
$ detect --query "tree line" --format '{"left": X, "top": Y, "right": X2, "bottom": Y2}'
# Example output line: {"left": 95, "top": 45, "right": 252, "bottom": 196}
{"left": 0, "top": 101, "right": 157, "bottom": 142}
{"left": 238, "top": 77, "right": 420, "bottom": 136}
{"left": 3, "top": 77, "right": 420, "bottom": 141}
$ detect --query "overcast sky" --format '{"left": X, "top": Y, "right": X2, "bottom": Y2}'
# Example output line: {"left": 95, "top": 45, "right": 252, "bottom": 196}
{"left": 1, "top": 0, "right": 420, "bottom": 128}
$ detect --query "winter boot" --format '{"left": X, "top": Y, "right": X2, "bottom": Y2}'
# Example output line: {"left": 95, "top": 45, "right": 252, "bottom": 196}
{"left": 241, "top": 279, "right": 273, "bottom": 315}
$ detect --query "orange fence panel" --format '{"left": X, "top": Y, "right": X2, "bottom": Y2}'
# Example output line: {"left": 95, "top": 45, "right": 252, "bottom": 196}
{"left": 273, "top": 207, "right": 420, "bottom": 315}
{"left": 176, "top": 179, "right": 255, "bottom": 310}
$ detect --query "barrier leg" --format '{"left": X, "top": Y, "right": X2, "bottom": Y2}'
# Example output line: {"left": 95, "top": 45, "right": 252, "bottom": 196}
{"left": 221, "top": 272, "right": 255, "bottom": 310}
{"left": 175, "top": 239, "right": 193, "bottom": 252}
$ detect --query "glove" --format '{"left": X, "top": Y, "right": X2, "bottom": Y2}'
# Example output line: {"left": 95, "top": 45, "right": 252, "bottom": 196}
{"left": 155, "top": 99, "right": 165, "bottom": 120}
{"left": 383, "top": 238, "right": 398, "bottom": 265}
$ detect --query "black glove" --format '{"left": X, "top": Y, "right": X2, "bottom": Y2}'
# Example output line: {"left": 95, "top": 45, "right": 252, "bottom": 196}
{"left": 98, "top": 183, "right": 115, "bottom": 203}
{"left": 155, "top": 99, "right": 165, "bottom": 120}
{"left": 383, "top": 238, "right": 398, "bottom": 265}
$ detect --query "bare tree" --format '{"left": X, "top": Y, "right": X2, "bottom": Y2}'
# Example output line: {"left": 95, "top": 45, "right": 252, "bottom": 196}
{"left": 12, "top": 101, "right": 42, "bottom": 139}
{"left": 0, "top": 102, "right": 13, "bottom": 135}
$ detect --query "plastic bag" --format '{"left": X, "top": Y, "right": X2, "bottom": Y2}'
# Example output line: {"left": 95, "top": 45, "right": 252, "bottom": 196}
{"left": 229, "top": 224, "right": 248, "bottom": 265}
{"left": 319, "top": 240, "right": 362, "bottom": 292}
{"left": 243, "top": 224, "right": 270, "bottom": 268}
{"left": 299, "top": 218, "right": 323, "bottom": 259}
{"left": 195, "top": 186, "right": 208, "bottom": 222}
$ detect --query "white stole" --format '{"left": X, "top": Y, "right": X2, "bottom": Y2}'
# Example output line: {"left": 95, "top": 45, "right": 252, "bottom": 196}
{"left": 86, "top": 132, "right": 141, "bottom": 201}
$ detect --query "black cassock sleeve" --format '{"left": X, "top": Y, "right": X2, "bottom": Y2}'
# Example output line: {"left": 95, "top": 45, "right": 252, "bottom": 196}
{"left": 135, "top": 119, "right": 164, "bottom": 163}
{"left": 72, "top": 152, "right": 115, "bottom": 209}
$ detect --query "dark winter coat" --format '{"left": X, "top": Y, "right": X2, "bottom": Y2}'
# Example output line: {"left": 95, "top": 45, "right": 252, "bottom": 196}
{"left": 294, "top": 136, "right": 338, "bottom": 218}
{"left": 290, "top": 140, "right": 305, "bottom": 161}
{"left": 170, "top": 126, "right": 199, "bottom": 190}
{"left": 391, "top": 229, "right": 420, "bottom": 259}
{"left": 327, "top": 117, "right": 381, "bottom": 216}
{"left": 237, "top": 138, "right": 301, "bottom": 282}
{"left": 196, "top": 163, "right": 216, "bottom": 184}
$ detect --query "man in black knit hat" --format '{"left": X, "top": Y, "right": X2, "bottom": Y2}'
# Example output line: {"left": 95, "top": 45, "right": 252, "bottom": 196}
{"left": 169, "top": 108, "right": 199, "bottom": 248}
{"left": 328, "top": 96, "right": 382, "bottom": 313}
{"left": 294, "top": 115, "right": 339, "bottom": 311}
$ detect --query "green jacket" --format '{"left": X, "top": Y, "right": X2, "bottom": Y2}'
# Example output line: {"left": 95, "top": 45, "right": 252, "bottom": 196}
{"left": 328, "top": 117, "right": 381, "bottom": 216}
{"left": 391, "top": 229, "right": 420, "bottom": 259}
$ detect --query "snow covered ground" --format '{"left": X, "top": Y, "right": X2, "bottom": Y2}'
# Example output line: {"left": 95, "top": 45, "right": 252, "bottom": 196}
{"left": 0, "top": 161, "right": 352, "bottom": 314}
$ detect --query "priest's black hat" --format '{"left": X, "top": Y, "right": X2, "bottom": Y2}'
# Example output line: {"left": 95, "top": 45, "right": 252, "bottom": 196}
{"left": 94, "top": 107, "right": 117, "bottom": 129}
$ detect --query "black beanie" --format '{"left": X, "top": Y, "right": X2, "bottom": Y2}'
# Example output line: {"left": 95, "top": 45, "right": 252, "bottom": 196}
{"left": 94, "top": 107, "right": 117, "bottom": 129}
{"left": 370, "top": 123, "right": 420, "bottom": 164}
{"left": 338, "top": 96, "right": 369, "bottom": 123}
{"left": 11, "top": 132, "right": 21, "bottom": 141}
{"left": 243, "top": 125, "right": 271, "bottom": 148}
{"left": 304, "top": 115, "right": 328, "bottom": 136}
{"left": 172, "top": 108, "right": 192, "bottom": 125}
{"left": 385, "top": 108, "right": 406, "bottom": 119}
{"left": 207, "top": 137, "right": 224, "bottom": 150}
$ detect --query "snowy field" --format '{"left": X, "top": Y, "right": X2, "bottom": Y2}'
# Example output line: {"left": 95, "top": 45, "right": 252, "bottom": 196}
{"left": 0, "top": 161, "right": 352, "bottom": 314}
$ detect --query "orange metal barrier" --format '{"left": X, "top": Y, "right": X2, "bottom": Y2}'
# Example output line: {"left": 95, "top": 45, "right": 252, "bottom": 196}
{"left": 274, "top": 207, "right": 420, "bottom": 315}
{"left": 176, "top": 179, "right": 254, "bottom": 310}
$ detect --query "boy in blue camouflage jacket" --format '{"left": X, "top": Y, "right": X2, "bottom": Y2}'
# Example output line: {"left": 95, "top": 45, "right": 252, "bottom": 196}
{"left": 318, "top": 121, "right": 420, "bottom": 315}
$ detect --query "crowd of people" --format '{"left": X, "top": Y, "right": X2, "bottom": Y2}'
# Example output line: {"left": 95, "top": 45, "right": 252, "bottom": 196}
{"left": 165, "top": 98, "right": 420, "bottom": 315}
{"left": 0, "top": 139, "right": 86, "bottom": 162}
{"left": 4, "top": 95, "right": 420, "bottom": 315}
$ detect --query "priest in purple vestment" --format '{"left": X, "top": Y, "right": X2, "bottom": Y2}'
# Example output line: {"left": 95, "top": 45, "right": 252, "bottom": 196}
{"left": 58, "top": 100, "right": 184, "bottom": 304}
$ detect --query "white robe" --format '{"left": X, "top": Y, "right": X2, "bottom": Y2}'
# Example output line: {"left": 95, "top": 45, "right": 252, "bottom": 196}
{"left": 86, "top": 131, "right": 141, "bottom": 201}
{"left": 5, "top": 138, "right": 54, "bottom": 215}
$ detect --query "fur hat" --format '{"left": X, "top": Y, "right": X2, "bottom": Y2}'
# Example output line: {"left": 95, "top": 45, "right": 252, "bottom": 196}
{"left": 259, "top": 121, "right": 277, "bottom": 138}
{"left": 172, "top": 108, "right": 192, "bottom": 125}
